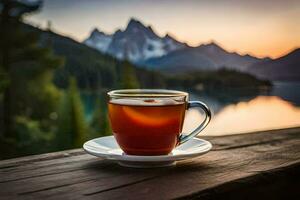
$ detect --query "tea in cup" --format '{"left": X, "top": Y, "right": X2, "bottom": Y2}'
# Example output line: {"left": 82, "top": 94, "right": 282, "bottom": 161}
{"left": 108, "top": 89, "right": 211, "bottom": 156}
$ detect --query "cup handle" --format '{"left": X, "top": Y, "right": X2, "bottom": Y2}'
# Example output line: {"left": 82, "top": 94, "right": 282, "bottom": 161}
{"left": 178, "top": 101, "right": 212, "bottom": 145}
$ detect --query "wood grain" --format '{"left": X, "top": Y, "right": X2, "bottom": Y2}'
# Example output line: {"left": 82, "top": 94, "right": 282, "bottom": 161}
{"left": 0, "top": 127, "right": 299, "bottom": 200}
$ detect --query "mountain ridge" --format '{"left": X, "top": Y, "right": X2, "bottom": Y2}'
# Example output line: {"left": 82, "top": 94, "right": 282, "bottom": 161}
{"left": 83, "top": 18, "right": 298, "bottom": 80}
{"left": 84, "top": 18, "right": 267, "bottom": 72}
{"left": 144, "top": 41, "right": 267, "bottom": 72}
{"left": 247, "top": 48, "right": 300, "bottom": 81}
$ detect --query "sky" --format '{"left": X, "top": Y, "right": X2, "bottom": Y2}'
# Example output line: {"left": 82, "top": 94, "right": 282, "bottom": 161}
{"left": 26, "top": 0, "right": 300, "bottom": 59}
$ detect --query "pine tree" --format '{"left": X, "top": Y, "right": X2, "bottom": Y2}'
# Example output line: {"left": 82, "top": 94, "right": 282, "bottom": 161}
{"left": 120, "top": 60, "right": 140, "bottom": 89}
{"left": 0, "top": 0, "right": 63, "bottom": 138}
{"left": 56, "top": 78, "right": 87, "bottom": 149}
{"left": 89, "top": 93, "right": 111, "bottom": 138}
{"left": 102, "top": 111, "right": 112, "bottom": 136}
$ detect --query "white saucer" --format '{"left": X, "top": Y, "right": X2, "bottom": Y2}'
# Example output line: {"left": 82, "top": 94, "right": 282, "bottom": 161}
{"left": 83, "top": 136, "right": 212, "bottom": 168}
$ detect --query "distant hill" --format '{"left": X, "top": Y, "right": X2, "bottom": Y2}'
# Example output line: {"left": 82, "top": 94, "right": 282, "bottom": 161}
{"left": 144, "top": 42, "right": 266, "bottom": 72}
{"left": 247, "top": 48, "right": 300, "bottom": 81}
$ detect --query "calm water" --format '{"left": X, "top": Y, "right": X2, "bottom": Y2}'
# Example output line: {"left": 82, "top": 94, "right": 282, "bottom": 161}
{"left": 184, "top": 81, "right": 300, "bottom": 135}
{"left": 82, "top": 82, "right": 300, "bottom": 136}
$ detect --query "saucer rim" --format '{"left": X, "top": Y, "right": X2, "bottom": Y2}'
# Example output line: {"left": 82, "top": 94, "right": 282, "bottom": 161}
{"left": 83, "top": 136, "right": 212, "bottom": 162}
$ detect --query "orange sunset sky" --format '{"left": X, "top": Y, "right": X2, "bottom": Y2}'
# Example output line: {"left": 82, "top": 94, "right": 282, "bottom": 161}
{"left": 26, "top": 0, "right": 300, "bottom": 59}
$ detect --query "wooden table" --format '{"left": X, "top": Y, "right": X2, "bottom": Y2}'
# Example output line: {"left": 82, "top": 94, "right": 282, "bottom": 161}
{"left": 1, "top": 127, "right": 300, "bottom": 200}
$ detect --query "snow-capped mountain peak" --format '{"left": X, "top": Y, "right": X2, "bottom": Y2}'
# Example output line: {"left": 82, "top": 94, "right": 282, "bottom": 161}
{"left": 84, "top": 28, "right": 112, "bottom": 52}
{"left": 83, "top": 18, "right": 186, "bottom": 63}
{"left": 126, "top": 18, "right": 145, "bottom": 31}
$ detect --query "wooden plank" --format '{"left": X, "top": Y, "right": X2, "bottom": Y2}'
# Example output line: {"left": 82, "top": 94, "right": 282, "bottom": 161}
{"left": 0, "top": 127, "right": 299, "bottom": 200}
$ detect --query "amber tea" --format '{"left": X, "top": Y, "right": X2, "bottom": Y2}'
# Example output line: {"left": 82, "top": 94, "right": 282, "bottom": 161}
{"left": 108, "top": 99, "right": 186, "bottom": 155}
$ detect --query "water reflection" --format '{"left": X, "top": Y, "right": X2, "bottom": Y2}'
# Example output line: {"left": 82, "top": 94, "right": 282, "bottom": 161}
{"left": 183, "top": 96, "right": 300, "bottom": 136}
{"left": 82, "top": 82, "right": 300, "bottom": 136}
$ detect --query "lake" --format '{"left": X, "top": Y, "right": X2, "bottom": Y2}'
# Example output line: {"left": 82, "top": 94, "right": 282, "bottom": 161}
{"left": 82, "top": 82, "right": 300, "bottom": 136}
{"left": 184, "top": 81, "right": 300, "bottom": 135}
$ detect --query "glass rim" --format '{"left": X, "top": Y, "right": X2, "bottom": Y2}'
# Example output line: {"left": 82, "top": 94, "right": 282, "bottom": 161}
{"left": 107, "top": 89, "right": 188, "bottom": 98}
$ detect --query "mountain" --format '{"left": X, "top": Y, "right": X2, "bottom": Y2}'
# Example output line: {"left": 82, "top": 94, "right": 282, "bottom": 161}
{"left": 144, "top": 42, "right": 266, "bottom": 73}
{"left": 84, "top": 18, "right": 266, "bottom": 72}
{"left": 247, "top": 48, "right": 300, "bottom": 81}
{"left": 84, "top": 18, "right": 186, "bottom": 63}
